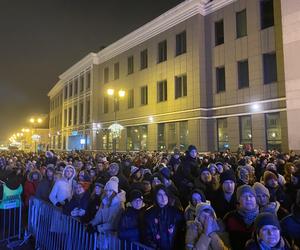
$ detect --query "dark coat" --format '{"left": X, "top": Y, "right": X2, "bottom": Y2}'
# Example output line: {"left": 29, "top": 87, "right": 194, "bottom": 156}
{"left": 281, "top": 205, "right": 300, "bottom": 248}
{"left": 118, "top": 206, "right": 145, "bottom": 242}
{"left": 224, "top": 210, "right": 255, "bottom": 250}
{"left": 35, "top": 177, "right": 54, "bottom": 202}
{"left": 211, "top": 188, "right": 237, "bottom": 219}
{"left": 143, "top": 205, "right": 185, "bottom": 250}
{"left": 63, "top": 191, "right": 90, "bottom": 218}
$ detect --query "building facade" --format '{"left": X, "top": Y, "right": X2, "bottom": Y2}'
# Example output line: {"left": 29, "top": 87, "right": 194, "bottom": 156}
{"left": 48, "top": 0, "right": 300, "bottom": 153}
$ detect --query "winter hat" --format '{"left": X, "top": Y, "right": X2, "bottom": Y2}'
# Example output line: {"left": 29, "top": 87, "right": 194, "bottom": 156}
{"left": 142, "top": 168, "right": 152, "bottom": 176}
{"left": 159, "top": 166, "right": 171, "bottom": 179}
{"left": 263, "top": 170, "right": 278, "bottom": 183}
{"left": 220, "top": 170, "right": 237, "bottom": 184}
{"left": 253, "top": 182, "right": 270, "bottom": 198}
{"left": 129, "top": 189, "right": 143, "bottom": 202}
{"left": 190, "top": 189, "right": 206, "bottom": 203}
{"left": 173, "top": 148, "right": 180, "bottom": 155}
{"left": 199, "top": 167, "right": 210, "bottom": 176}
{"left": 104, "top": 176, "right": 119, "bottom": 193}
{"left": 188, "top": 145, "right": 197, "bottom": 153}
{"left": 195, "top": 201, "right": 216, "bottom": 219}
{"left": 236, "top": 185, "right": 256, "bottom": 201}
{"left": 254, "top": 212, "right": 281, "bottom": 233}
{"left": 94, "top": 181, "right": 105, "bottom": 188}
{"left": 130, "top": 166, "right": 140, "bottom": 177}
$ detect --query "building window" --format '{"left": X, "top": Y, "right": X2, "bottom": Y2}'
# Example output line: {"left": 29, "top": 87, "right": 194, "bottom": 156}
{"left": 128, "top": 56, "right": 134, "bottom": 75}
{"left": 261, "top": 0, "right": 274, "bottom": 29}
{"left": 167, "top": 123, "right": 177, "bottom": 151}
{"left": 263, "top": 53, "right": 277, "bottom": 84}
{"left": 79, "top": 103, "right": 84, "bottom": 124}
{"left": 127, "top": 125, "right": 148, "bottom": 151}
{"left": 73, "top": 105, "right": 78, "bottom": 125}
{"left": 158, "top": 40, "right": 167, "bottom": 63}
{"left": 239, "top": 116, "right": 252, "bottom": 146}
{"left": 69, "top": 82, "right": 73, "bottom": 97}
{"left": 103, "top": 96, "right": 108, "bottom": 114}
{"left": 157, "top": 80, "right": 167, "bottom": 102}
{"left": 74, "top": 78, "right": 78, "bottom": 95}
{"left": 104, "top": 67, "right": 109, "bottom": 83}
{"left": 114, "top": 62, "right": 119, "bottom": 80}
{"left": 238, "top": 60, "right": 249, "bottom": 89}
{"left": 114, "top": 98, "right": 119, "bottom": 112}
{"left": 86, "top": 71, "right": 91, "bottom": 90}
{"left": 179, "top": 121, "right": 188, "bottom": 151}
{"left": 175, "top": 74, "right": 187, "bottom": 99}
{"left": 176, "top": 31, "right": 186, "bottom": 56}
{"left": 80, "top": 74, "right": 84, "bottom": 92}
{"left": 140, "top": 49, "right": 148, "bottom": 70}
{"left": 128, "top": 89, "right": 134, "bottom": 109}
{"left": 236, "top": 9, "right": 247, "bottom": 38}
{"left": 141, "top": 85, "right": 148, "bottom": 105}
{"left": 68, "top": 107, "right": 72, "bottom": 126}
{"left": 217, "top": 118, "right": 229, "bottom": 151}
{"left": 64, "top": 109, "right": 67, "bottom": 127}
{"left": 216, "top": 67, "right": 226, "bottom": 92}
{"left": 215, "top": 19, "right": 224, "bottom": 46}
{"left": 157, "top": 123, "right": 166, "bottom": 150}
{"left": 86, "top": 98, "right": 90, "bottom": 123}
{"left": 265, "top": 113, "right": 282, "bottom": 151}
{"left": 64, "top": 85, "right": 68, "bottom": 99}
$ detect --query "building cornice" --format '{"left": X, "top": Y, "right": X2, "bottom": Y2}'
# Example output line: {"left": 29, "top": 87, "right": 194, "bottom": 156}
{"left": 97, "top": 0, "right": 235, "bottom": 63}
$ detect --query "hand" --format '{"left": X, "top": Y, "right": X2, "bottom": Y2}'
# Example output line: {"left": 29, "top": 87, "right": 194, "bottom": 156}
{"left": 78, "top": 209, "right": 86, "bottom": 216}
{"left": 71, "top": 208, "right": 79, "bottom": 217}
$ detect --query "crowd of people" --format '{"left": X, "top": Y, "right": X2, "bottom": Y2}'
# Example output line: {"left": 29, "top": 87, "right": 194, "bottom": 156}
{"left": 0, "top": 145, "right": 300, "bottom": 250}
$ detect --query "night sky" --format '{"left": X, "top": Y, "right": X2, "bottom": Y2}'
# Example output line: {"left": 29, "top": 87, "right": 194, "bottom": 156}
{"left": 0, "top": 0, "right": 184, "bottom": 143}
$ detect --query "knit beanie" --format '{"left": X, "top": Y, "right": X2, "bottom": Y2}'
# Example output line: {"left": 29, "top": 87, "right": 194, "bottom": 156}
{"left": 188, "top": 145, "right": 197, "bottom": 153}
{"left": 104, "top": 176, "right": 119, "bottom": 193}
{"left": 190, "top": 189, "right": 206, "bottom": 203}
{"left": 220, "top": 170, "right": 236, "bottom": 184}
{"left": 263, "top": 170, "right": 278, "bottom": 183}
{"left": 129, "top": 189, "right": 143, "bottom": 202}
{"left": 254, "top": 212, "right": 281, "bottom": 233}
{"left": 195, "top": 201, "right": 216, "bottom": 219}
{"left": 236, "top": 184, "right": 256, "bottom": 201}
{"left": 253, "top": 182, "right": 270, "bottom": 198}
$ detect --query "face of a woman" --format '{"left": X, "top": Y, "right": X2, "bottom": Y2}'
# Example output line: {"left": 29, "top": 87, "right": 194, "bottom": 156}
{"left": 156, "top": 189, "right": 168, "bottom": 208}
{"left": 239, "top": 192, "right": 257, "bottom": 211}
{"left": 94, "top": 186, "right": 102, "bottom": 195}
{"left": 256, "top": 193, "right": 269, "bottom": 207}
{"left": 259, "top": 225, "right": 280, "bottom": 247}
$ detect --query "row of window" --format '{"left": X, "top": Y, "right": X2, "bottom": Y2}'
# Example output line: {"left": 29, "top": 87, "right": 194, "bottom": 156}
{"left": 217, "top": 112, "right": 282, "bottom": 151}
{"left": 103, "top": 31, "right": 186, "bottom": 83}
{"left": 63, "top": 99, "right": 91, "bottom": 127}
{"left": 50, "top": 113, "right": 62, "bottom": 129}
{"left": 63, "top": 71, "right": 91, "bottom": 100}
{"left": 215, "top": 0, "right": 274, "bottom": 46}
{"left": 50, "top": 93, "right": 63, "bottom": 111}
{"left": 216, "top": 52, "right": 277, "bottom": 92}
{"left": 103, "top": 74, "right": 187, "bottom": 113}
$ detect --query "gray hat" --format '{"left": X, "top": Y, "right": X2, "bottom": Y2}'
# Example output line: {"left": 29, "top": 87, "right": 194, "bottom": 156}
{"left": 236, "top": 184, "right": 256, "bottom": 201}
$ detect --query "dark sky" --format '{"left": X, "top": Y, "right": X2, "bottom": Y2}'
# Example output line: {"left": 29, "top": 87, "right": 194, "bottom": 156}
{"left": 0, "top": 0, "right": 184, "bottom": 143}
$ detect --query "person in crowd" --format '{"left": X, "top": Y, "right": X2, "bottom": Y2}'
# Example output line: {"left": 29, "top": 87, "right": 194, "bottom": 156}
{"left": 245, "top": 212, "right": 291, "bottom": 250}
{"left": 211, "top": 170, "right": 237, "bottom": 219}
{"left": 63, "top": 181, "right": 90, "bottom": 221}
{"left": 129, "top": 166, "right": 144, "bottom": 192}
{"left": 143, "top": 184, "right": 185, "bottom": 250}
{"left": 236, "top": 166, "right": 250, "bottom": 187}
{"left": 281, "top": 190, "right": 300, "bottom": 248}
{"left": 186, "top": 202, "right": 230, "bottom": 250}
{"left": 88, "top": 176, "right": 124, "bottom": 233}
{"left": 141, "top": 172, "right": 153, "bottom": 208}
{"left": 108, "top": 162, "right": 130, "bottom": 194}
{"left": 168, "top": 148, "right": 181, "bottom": 176}
{"left": 49, "top": 165, "right": 76, "bottom": 207}
{"left": 118, "top": 189, "right": 145, "bottom": 242}
{"left": 174, "top": 145, "right": 199, "bottom": 207}
{"left": 184, "top": 189, "right": 206, "bottom": 221}
{"left": 24, "top": 169, "right": 42, "bottom": 207}
{"left": 285, "top": 169, "right": 300, "bottom": 207}
{"left": 35, "top": 165, "right": 55, "bottom": 202}
{"left": 195, "top": 167, "right": 218, "bottom": 201}
{"left": 224, "top": 185, "right": 259, "bottom": 250}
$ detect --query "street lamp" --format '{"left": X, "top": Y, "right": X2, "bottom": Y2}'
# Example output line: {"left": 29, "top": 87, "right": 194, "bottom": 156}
{"left": 106, "top": 88, "right": 125, "bottom": 154}
{"left": 29, "top": 117, "right": 43, "bottom": 153}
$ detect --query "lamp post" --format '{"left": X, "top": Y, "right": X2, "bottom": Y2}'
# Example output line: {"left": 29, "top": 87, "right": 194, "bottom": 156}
{"left": 107, "top": 88, "right": 125, "bottom": 154}
{"left": 29, "top": 117, "right": 43, "bottom": 153}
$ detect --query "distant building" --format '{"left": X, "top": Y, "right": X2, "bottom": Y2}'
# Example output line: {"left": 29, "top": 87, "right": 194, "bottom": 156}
{"left": 48, "top": 0, "right": 300, "bottom": 153}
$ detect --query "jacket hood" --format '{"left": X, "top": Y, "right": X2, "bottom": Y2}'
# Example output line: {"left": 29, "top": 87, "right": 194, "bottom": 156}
{"left": 28, "top": 169, "right": 42, "bottom": 182}
{"left": 62, "top": 165, "right": 76, "bottom": 180}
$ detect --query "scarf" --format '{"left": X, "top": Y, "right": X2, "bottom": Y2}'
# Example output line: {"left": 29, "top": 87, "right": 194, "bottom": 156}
{"left": 258, "top": 237, "right": 286, "bottom": 250}
{"left": 238, "top": 206, "right": 259, "bottom": 226}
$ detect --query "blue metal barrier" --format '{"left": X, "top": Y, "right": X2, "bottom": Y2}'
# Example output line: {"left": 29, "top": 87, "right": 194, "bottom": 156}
{"left": 28, "top": 197, "right": 153, "bottom": 250}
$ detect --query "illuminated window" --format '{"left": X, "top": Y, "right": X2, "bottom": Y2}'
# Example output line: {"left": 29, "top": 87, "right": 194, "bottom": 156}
{"left": 239, "top": 116, "right": 252, "bottom": 146}
{"left": 217, "top": 118, "right": 229, "bottom": 151}
{"left": 265, "top": 113, "right": 282, "bottom": 151}
{"left": 127, "top": 125, "right": 148, "bottom": 151}
{"left": 157, "top": 123, "right": 165, "bottom": 150}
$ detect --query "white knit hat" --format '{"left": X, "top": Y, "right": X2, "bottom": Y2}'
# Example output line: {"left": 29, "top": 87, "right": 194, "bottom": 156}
{"left": 105, "top": 176, "right": 119, "bottom": 193}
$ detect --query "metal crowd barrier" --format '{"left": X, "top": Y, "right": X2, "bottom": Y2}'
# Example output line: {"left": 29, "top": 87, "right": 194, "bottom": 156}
{"left": 28, "top": 197, "right": 153, "bottom": 250}
{"left": 0, "top": 192, "right": 22, "bottom": 244}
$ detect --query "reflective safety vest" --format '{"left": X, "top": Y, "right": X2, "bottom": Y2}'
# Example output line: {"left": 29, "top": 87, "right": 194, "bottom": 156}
{"left": 0, "top": 184, "right": 22, "bottom": 209}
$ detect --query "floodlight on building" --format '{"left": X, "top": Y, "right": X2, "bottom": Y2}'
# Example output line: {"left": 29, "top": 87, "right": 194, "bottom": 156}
{"left": 148, "top": 116, "right": 154, "bottom": 123}
{"left": 251, "top": 103, "right": 261, "bottom": 112}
